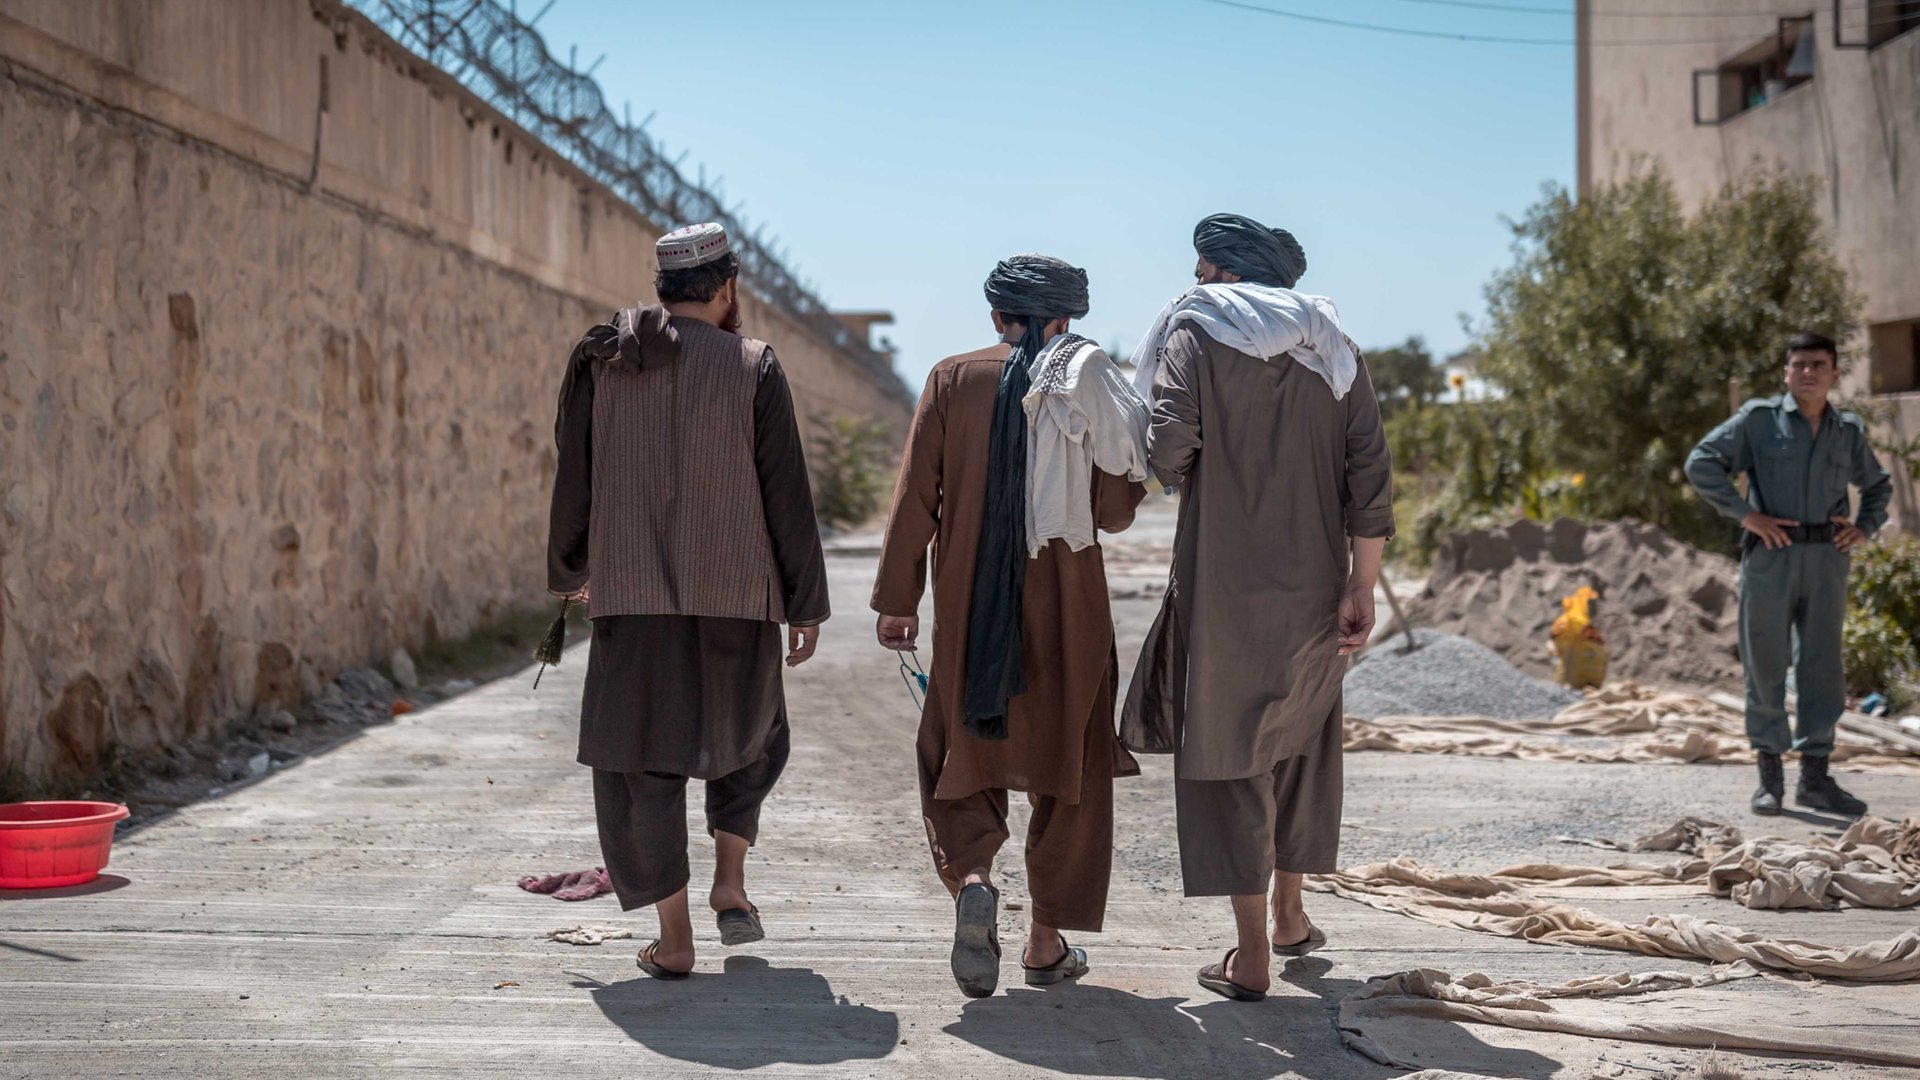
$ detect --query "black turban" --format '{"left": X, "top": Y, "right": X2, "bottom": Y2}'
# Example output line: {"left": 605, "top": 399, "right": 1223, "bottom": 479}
{"left": 982, "top": 254, "right": 1091, "bottom": 321}
{"left": 962, "top": 253, "right": 1089, "bottom": 740}
{"left": 1193, "top": 213, "right": 1307, "bottom": 288}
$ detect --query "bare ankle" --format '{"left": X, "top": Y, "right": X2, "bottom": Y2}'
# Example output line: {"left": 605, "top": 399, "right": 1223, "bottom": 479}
{"left": 1024, "top": 922, "right": 1063, "bottom": 963}
{"left": 1230, "top": 947, "right": 1270, "bottom": 990}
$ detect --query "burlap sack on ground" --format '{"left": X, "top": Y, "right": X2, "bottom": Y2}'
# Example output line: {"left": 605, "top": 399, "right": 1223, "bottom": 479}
{"left": 1307, "top": 856, "right": 1920, "bottom": 980}
{"left": 1508, "top": 815, "right": 1920, "bottom": 910}
{"left": 546, "top": 925, "right": 632, "bottom": 945}
{"left": 1345, "top": 682, "right": 1920, "bottom": 774}
{"left": 1321, "top": 817, "right": 1920, "bottom": 1074}
{"left": 1339, "top": 965, "right": 1920, "bottom": 1071}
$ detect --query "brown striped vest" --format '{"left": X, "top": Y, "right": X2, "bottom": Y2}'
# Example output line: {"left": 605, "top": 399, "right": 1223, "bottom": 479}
{"left": 586, "top": 314, "right": 786, "bottom": 623}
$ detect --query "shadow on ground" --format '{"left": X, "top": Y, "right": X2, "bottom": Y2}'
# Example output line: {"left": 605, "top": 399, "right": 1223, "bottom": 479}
{"left": 1777, "top": 807, "right": 1857, "bottom": 830}
{"left": 585, "top": 955, "right": 899, "bottom": 1067}
{"left": 0, "top": 937, "right": 87, "bottom": 962}
{"left": 1281, "top": 956, "right": 1563, "bottom": 1079}
{"left": 0, "top": 874, "right": 130, "bottom": 902}
{"left": 942, "top": 955, "right": 1562, "bottom": 1080}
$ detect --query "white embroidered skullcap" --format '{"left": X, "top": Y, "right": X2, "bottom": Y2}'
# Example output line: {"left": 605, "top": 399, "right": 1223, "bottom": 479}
{"left": 656, "top": 223, "right": 732, "bottom": 270}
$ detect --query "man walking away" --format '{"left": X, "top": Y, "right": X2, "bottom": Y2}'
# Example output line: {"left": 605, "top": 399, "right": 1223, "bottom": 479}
{"left": 1685, "top": 331, "right": 1892, "bottom": 818}
{"left": 547, "top": 223, "right": 830, "bottom": 980}
{"left": 872, "top": 255, "right": 1148, "bottom": 998}
{"left": 1123, "top": 213, "right": 1393, "bottom": 1003}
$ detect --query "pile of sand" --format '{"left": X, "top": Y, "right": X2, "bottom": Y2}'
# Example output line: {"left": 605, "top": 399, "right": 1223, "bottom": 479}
{"left": 1404, "top": 518, "right": 1741, "bottom": 693}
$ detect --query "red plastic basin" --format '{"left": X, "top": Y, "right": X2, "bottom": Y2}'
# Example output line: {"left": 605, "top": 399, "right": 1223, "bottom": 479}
{"left": 0, "top": 801, "right": 131, "bottom": 889}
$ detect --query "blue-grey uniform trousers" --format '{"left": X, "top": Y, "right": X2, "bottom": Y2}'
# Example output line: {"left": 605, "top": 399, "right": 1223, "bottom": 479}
{"left": 1740, "top": 543, "right": 1848, "bottom": 757}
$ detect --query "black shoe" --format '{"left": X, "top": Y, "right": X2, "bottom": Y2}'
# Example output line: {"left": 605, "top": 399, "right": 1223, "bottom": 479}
{"left": 1796, "top": 754, "right": 1867, "bottom": 817}
{"left": 1751, "top": 750, "right": 1784, "bottom": 816}
{"left": 950, "top": 882, "right": 1001, "bottom": 999}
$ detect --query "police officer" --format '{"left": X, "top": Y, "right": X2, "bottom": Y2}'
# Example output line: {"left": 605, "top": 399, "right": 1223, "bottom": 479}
{"left": 1685, "top": 332, "right": 1893, "bottom": 817}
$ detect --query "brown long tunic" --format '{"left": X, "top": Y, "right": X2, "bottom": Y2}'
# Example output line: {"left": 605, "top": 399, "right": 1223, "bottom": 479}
{"left": 872, "top": 345, "right": 1146, "bottom": 803}
{"left": 1122, "top": 325, "right": 1393, "bottom": 782}
{"left": 548, "top": 313, "right": 829, "bottom": 779}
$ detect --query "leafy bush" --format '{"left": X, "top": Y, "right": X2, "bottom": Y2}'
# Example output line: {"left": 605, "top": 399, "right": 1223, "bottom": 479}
{"left": 1842, "top": 606, "right": 1919, "bottom": 697}
{"left": 1418, "top": 166, "right": 1860, "bottom": 556}
{"left": 1843, "top": 533, "right": 1920, "bottom": 697}
{"left": 811, "top": 413, "right": 894, "bottom": 530}
{"left": 1850, "top": 533, "right": 1920, "bottom": 649}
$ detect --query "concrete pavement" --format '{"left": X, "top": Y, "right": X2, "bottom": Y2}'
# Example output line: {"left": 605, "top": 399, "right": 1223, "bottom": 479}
{"left": 3, "top": 540, "right": 1917, "bottom": 1079}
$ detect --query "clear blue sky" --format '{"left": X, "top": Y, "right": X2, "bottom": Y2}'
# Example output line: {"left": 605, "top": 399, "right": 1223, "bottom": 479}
{"left": 532, "top": 0, "right": 1575, "bottom": 384}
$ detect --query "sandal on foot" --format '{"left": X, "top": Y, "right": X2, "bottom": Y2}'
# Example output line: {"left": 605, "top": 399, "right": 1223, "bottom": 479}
{"left": 636, "top": 940, "right": 691, "bottom": 981}
{"left": 951, "top": 882, "right": 1001, "bottom": 999}
{"left": 716, "top": 904, "right": 765, "bottom": 947}
{"left": 1197, "top": 948, "right": 1266, "bottom": 1002}
{"left": 1022, "top": 934, "right": 1089, "bottom": 986}
{"left": 1272, "top": 922, "right": 1326, "bottom": 958}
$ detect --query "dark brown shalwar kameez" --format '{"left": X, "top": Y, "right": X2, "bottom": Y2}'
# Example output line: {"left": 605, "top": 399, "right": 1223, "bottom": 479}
{"left": 549, "top": 312, "right": 828, "bottom": 911}
{"left": 872, "top": 345, "right": 1146, "bottom": 933}
{"left": 1122, "top": 326, "right": 1393, "bottom": 897}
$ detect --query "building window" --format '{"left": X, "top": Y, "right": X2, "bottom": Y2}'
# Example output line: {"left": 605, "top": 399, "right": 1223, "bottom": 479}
{"left": 1695, "top": 16, "right": 1815, "bottom": 124}
{"left": 1870, "top": 318, "right": 1920, "bottom": 395}
{"left": 1870, "top": 0, "right": 1920, "bottom": 46}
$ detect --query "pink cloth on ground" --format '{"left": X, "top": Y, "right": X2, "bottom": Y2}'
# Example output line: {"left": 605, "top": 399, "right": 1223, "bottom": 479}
{"left": 517, "top": 868, "right": 613, "bottom": 901}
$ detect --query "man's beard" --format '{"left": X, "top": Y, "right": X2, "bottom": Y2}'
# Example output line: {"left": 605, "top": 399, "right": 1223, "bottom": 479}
{"left": 722, "top": 297, "right": 743, "bottom": 334}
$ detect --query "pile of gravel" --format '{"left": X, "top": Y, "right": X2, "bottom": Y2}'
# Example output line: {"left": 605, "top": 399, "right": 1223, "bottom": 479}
{"left": 1344, "top": 629, "right": 1582, "bottom": 721}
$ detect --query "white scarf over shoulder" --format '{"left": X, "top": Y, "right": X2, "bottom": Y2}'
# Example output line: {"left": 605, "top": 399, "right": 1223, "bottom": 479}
{"left": 1021, "top": 334, "right": 1151, "bottom": 557}
{"left": 1131, "top": 282, "right": 1357, "bottom": 401}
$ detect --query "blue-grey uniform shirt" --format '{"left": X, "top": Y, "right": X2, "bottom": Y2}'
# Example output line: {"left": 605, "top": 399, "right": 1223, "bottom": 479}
{"left": 1685, "top": 395, "right": 1893, "bottom": 536}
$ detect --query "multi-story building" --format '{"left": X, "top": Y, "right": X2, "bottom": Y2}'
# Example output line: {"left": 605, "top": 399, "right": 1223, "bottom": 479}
{"left": 1578, "top": 0, "right": 1919, "bottom": 528}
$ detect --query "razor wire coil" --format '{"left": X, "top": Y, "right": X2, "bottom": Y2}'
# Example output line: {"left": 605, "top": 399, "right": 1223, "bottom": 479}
{"left": 348, "top": 0, "right": 900, "bottom": 387}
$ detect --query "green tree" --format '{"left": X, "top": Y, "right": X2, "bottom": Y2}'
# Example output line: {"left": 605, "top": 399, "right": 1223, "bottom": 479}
{"left": 1366, "top": 336, "right": 1447, "bottom": 416}
{"left": 1430, "top": 166, "right": 1862, "bottom": 553}
{"left": 811, "top": 413, "right": 894, "bottom": 530}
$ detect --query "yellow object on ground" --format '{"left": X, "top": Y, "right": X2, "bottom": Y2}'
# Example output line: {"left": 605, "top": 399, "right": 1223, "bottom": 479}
{"left": 1550, "top": 585, "right": 1610, "bottom": 689}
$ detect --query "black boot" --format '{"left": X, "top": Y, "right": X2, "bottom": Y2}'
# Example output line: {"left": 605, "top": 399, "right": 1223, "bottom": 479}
{"left": 1751, "top": 751, "right": 1784, "bottom": 815}
{"left": 1796, "top": 754, "right": 1867, "bottom": 817}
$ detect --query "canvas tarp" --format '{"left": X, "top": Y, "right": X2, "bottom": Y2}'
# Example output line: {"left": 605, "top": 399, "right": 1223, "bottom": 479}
{"left": 1344, "top": 683, "right": 1920, "bottom": 774}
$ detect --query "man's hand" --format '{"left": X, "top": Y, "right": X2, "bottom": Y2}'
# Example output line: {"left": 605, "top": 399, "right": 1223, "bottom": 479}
{"left": 1830, "top": 515, "right": 1867, "bottom": 553}
{"left": 563, "top": 584, "right": 590, "bottom": 604}
{"left": 787, "top": 624, "right": 820, "bottom": 668}
{"left": 1741, "top": 512, "right": 1799, "bottom": 551}
{"left": 1337, "top": 584, "right": 1375, "bottom": 656}
{"left": 877, "top": 614, "right": 920, "bottom": 652}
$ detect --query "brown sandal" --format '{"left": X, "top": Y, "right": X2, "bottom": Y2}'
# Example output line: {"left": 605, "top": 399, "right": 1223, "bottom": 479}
{"left": 1197, "top": 948, "right": 1266, "bottom": 1002}
{"left": 1272, "top": 922, "right": 1326, "bottom": 957}
{"left": 636, "top": 940, "right": 691, "bottom": 980}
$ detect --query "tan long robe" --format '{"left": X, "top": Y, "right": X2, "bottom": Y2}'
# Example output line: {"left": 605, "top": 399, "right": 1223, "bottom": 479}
{"left": 872, "top": 344, "right": 1145, "bottom": 803}
{"left": 1123, "top": 325, "right": 1394, "bottom": 781}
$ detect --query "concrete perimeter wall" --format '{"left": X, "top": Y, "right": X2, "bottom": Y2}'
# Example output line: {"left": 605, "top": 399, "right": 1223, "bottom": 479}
{"left": 0, "top": 0, "right": 912, "bottom": 780}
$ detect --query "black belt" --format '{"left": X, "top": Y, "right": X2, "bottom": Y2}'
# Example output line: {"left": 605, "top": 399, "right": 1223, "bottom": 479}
{"left": 1741, "top": 520, "right": 1835, "bottom": 556}
{"left": 1785, "top": 522, "right": 1836, "bottom": 543}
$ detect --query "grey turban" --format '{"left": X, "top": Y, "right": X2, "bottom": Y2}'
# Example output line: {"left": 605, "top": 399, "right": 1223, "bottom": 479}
{"left": 963, "top": 251, "right": 1089, "bottom": 740}
{"left": 1193, "top": 213, "right": 1307, "bottom": 289}
{"left": 983, "top": 254, "right": 1091, "bottom": 321}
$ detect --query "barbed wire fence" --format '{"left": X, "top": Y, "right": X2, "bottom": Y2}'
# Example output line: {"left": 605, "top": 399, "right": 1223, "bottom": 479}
{"left": 348, "top": 0, "right": 900, "bottom": 387}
